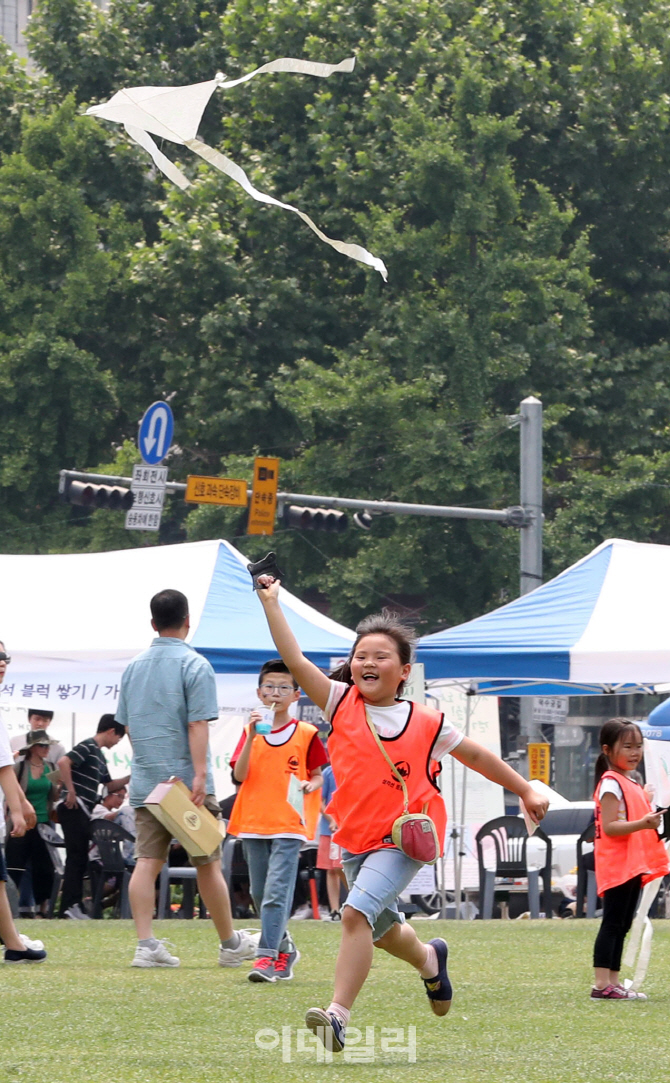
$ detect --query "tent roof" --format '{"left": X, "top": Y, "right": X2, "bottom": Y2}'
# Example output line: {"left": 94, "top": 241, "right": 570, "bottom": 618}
{"left": 2, "top": 539, "right": 354, "bottom": 675}
{"left": 416, "top": 539, "right": 670, "bottom": 693}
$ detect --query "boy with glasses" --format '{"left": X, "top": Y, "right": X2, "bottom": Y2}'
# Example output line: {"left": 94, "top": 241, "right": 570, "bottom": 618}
{"left": 229, "top": 659, "right": 327, "bottom": 982}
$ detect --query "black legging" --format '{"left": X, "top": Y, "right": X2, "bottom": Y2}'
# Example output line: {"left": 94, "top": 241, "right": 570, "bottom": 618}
{"left": 5, "top": 826, "right": 54, "bottom": 907}
{"left": 593, "top": 874, "right": 642, "bottom": 971}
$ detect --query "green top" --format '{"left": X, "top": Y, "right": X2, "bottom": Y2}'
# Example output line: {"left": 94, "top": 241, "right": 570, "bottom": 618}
{"left": 25, "top": 763, "right": 52, "bottom": 824}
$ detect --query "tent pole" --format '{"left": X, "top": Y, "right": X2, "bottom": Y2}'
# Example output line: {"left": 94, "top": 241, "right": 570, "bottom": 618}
{"left": 71, "top": 712, "right": 76, "bottom": 749}
{"left": 454, "top": 691, "right": 474, "bottom": 919}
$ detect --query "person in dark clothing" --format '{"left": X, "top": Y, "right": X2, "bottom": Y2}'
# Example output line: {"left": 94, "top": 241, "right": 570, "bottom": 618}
{"left": 56, "top": 716, "right": 129, "bottom": 919}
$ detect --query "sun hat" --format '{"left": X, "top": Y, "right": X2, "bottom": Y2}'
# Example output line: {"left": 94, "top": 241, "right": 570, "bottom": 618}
{"left": 18, "top": 729, "right": 56, "bottom": 756}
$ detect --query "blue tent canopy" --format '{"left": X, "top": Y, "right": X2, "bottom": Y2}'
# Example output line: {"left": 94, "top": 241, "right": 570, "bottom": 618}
{"left": 190, "top": 540, "right": 355, "bottom": 673}
{"left": 416, "top": 539, "right": 670, "bottom": 695}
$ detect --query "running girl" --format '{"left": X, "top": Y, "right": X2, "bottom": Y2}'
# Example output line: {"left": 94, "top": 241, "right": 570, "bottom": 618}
{"left": 255, "top": 577, "right": 549, "bottom": 1051}
{"left": 591, "top": 718, "right": 669, "bottom": 1000}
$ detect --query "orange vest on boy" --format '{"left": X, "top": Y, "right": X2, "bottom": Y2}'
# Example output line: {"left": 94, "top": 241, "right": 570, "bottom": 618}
{"left": 327, "top": 685, "right": 447, "bottom": 855}
{"left": 594, "top": 770, "right": 669, "bottom": 894}
{"left": 228, "top": 721, "right": 321, "bottom": 840}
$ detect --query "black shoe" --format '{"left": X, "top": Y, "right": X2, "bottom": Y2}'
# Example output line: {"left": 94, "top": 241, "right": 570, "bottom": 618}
{"left": 4, "top": 946, "right": 47, "bottom": 964}
{"left": 422, "top": 938, "right": 452, "bottom": 1016}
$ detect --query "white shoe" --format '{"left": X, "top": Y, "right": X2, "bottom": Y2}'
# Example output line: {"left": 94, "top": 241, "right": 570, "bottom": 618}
{"left": 218, "top": 929, "right": 260, "bottom": 967}
{"left": 64, "top": 904, "right": 91, "bottom": 921}
{"left": 20, "top": 934, "right": 45, "bottom": 951}
{"left": 131, "top": 940, "right": 180, "bottom": 968}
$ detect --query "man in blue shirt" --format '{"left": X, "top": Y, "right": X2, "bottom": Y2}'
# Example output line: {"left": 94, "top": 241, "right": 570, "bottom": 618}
{"left": 116, "top": 588, "right": 257, "bottom": 969}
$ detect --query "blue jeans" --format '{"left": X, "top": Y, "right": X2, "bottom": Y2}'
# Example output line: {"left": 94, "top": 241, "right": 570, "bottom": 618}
{"left": 242, "top": 838, "right": 303, "bottom": 958}
{"left": 342, "top": 847, "right": 424, "bottom": 941}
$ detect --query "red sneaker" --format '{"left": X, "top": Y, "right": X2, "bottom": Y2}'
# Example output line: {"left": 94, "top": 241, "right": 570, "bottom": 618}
{"left": 248, "top": 956, "right": 276, "bottom": 983}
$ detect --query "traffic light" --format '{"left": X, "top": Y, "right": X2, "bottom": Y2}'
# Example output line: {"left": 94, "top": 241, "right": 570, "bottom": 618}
{"left": 60, "top": 477, "right": 134, "bottom": 511}
{"left": 283, "top": 504, "right": 348, "bottom": 533}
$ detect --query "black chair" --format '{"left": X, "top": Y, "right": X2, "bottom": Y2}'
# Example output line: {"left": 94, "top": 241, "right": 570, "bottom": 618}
{"left": 89, "top": 821, "right": 134, "bottom": 919}
{"left": 575, "top": 820, "right": 599, "bottom": 918}
{"left": 476, "top": 815, "right": 552, "bottom": 919}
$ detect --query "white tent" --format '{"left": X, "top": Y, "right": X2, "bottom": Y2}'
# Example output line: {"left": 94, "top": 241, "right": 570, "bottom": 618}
{"left": 0, "top": 538, "right": 355, "bottom": 712}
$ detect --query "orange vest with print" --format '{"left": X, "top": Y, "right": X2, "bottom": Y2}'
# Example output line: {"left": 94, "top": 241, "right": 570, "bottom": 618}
{"left": 594, "top": 770, "right": 669, "bottom": 894}
{"left": 327, "top": 685, "right": 447, "bottom": 855}
{"left": 228, "top": 721, "right": 321, "bottom": 840}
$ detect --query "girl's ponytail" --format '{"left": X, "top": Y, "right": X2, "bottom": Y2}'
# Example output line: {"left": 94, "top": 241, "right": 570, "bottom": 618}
{"left": 329, "top": 660, "right": 353, "bottom": 685}
{"left": 594, "top": 751, "right": 610, "bottom": 789}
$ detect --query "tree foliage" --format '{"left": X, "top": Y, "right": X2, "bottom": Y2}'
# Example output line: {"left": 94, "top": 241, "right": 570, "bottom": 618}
{"left": 0, "top": 0, "right": 669, "bottom": 625}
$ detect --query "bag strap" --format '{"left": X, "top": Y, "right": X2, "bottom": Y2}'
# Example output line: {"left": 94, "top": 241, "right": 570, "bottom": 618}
{"left": 364, "top": 708, "right": 410, "bottom": 815}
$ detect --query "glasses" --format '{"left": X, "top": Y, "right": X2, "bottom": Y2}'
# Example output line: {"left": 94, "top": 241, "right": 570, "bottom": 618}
{"left": 259, "top": 683, "right": 295, "bottom": 694}
{"left": 0, "top": 654, "right": 10, "bottom": 663}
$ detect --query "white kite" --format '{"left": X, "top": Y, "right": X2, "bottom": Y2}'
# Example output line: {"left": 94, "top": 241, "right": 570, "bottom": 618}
{"left": 86, "top": 57, "right": 388, "bottom": 280}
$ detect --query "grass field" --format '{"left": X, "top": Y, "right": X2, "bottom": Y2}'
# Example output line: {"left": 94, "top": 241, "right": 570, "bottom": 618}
{"left": 1, "top": 917, "right": 669, "bottom": 1082}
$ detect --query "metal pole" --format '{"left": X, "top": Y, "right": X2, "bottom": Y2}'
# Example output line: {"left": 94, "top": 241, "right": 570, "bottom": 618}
{"left": 454, "top": 692, "right": 473, "bottom": 919}
{"left": 519, "top": 396, "right": 543, "bottom": 744}
{"left": 519, "top": 396, "right": 543, "bottom": 596}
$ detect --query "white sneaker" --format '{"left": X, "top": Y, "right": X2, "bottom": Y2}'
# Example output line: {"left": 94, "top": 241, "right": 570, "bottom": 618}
{"left": 64, "top": 904, "right": 91, "bottom": 921}
{"left": 20, "top": 934, "right": 45, "bottom": 951}
{"left": 218, "top": 929, "right": 260, "bottom": 967}
{"left": 131, "top": 940, "right": 180, "bottom": 968}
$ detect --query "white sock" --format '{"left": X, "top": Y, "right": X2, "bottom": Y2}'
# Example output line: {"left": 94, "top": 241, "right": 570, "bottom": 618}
{"left": 139, "top": 938, "right": 159, "bottom": 950}
{"left": 327, "top": 1002, "right": 351, "bottom": 1027}
{"left": 419, "top": 943, "right": 438, "bottom": 979}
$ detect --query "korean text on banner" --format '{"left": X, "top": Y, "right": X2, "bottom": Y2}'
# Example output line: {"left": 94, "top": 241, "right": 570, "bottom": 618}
{"left": 248, "top": 457, "right": 279, "bottom": 536}
{"left": 528, "top": 742, "right": 551, "bottom": 786}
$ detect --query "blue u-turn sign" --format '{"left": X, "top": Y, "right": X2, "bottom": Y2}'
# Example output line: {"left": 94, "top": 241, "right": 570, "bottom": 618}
{"left": 138, "top": 401, "right": 174, "bottom": 465}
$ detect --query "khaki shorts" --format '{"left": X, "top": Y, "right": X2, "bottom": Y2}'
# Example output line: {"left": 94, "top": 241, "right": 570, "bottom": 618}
{"left": 134, "top": 794, "right": 222, "bottom": 867}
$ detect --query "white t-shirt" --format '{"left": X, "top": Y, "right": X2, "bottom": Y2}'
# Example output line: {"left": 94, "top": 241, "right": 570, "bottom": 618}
{"left": 599, "top": 777, "right": 626, "bottom": 820}
{"left": 0, "top": 718, "right": 14, "bottom": 841}
{"left": 325, "top": 681, "right": 464, "bottom": 759}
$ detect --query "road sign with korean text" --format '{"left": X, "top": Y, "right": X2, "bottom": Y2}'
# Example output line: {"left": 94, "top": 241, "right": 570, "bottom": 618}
{"left": 528, "top": 742, "right": 551, "bottom": 786}
{"left": 247, "top": 457, "right": 280, "bottom": 535}
{"left": 185, "top": 475, "right": 248, "bottom": 507}
{"left": 125, "top": 464, "right": 167, "bottom": 532}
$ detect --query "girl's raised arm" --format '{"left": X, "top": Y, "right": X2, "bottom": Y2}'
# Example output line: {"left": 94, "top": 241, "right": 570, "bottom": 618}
{"left": 256, "top": 576, "right": 332, "bottom": 710}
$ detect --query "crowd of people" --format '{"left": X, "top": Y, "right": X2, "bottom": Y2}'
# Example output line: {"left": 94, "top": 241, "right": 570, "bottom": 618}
{"left": 0, "top": 581, "right": 667, "bottom": 1052}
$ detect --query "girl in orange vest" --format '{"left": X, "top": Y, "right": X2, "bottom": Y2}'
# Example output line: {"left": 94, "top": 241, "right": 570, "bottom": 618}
{"left": 255, "top": 575, "right": 549, "bottom": 1052}
{"left": 592, "top": 718, "right": 668, "bottom": 1000}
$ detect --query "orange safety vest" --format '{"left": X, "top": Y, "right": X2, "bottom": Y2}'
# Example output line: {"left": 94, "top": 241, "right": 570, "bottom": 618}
{"left": 327, "top": 685, "right": 447, "bottom": 856}
{"left": 594, "top": 770, "right": 669, "bottom": 894}
{"left": 228, "top": 720, "right": 321, "bottom": 840}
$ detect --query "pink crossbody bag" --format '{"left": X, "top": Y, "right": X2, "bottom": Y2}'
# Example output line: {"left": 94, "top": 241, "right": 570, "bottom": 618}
{"left": 365, "top": 709, "right": 440, "bottom": 865}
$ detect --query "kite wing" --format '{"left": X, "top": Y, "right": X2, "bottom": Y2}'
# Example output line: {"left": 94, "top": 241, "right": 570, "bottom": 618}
{"left": 86, "top": 56, "right": 388, "bottom": 279}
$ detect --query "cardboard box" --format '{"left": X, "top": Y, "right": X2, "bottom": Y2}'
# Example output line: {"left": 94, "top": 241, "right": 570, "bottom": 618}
{"left": 144, "top": 777, "right": 225, "bottom": 858}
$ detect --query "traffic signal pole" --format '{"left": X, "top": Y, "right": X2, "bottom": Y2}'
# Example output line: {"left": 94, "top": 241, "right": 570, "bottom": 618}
{"left": 59, "top": 396, "right": 543, "bottom": 567}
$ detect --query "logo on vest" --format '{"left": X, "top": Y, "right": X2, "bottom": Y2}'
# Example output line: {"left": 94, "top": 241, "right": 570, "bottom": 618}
{"left": 394, "top": 761, "right": 410, "bottom": 779}
{"left": 183, "top": 811, "right": 201, "bottom": 831}
{"left": 287, "top": 754, "right": 300, "bottom": 773}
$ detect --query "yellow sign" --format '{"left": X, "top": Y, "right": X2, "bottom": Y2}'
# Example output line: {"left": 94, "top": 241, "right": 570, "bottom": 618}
{"left": 185, "top": 475, "right": 248, "bottom": 506}
{"left": 528, "top": 743, "right": 551, "bottom": 786}
{"left": 247, "top": 457, "right": 280, "bottom": 535}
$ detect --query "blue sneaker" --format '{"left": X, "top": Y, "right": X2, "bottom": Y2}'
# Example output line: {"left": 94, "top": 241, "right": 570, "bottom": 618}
{"left": 422, "top": 938, "right": 452, "bottom": 1016}
{"left": 305, "top": 1007, "right": 346, "bottom": 1053}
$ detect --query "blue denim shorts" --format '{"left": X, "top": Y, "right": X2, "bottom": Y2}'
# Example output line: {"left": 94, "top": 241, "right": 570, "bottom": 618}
{"left": 341, "top": 847, "right": 424, "bottom": 941}
{"left": 0, "top": 843, "right": 7, "bottom": 883}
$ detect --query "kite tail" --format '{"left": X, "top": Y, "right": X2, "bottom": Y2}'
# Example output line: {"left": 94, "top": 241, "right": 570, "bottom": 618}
{"left": 185, "top": 138, "right": 388, "bottom": 281}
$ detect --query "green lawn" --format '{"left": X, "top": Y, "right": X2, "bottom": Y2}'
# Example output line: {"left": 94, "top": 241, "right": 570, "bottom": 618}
{"left": 1, "top": 918, "right": 669, "bottom": 1082}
